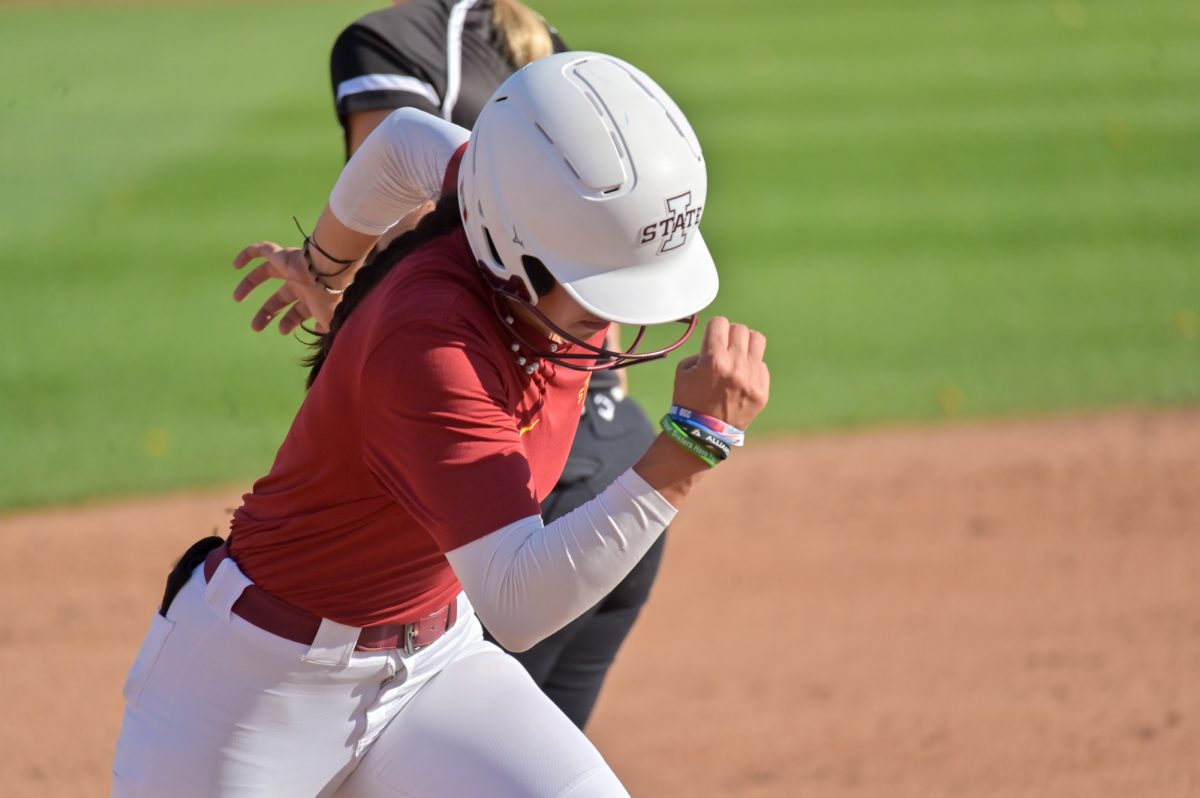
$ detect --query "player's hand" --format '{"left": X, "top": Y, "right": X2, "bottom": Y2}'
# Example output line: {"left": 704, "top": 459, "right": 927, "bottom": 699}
{"left": 671, "top": 317, "right": 769, "bottom": 431}
{"left": 232, "top": 242, "right": 341, "bottom": 334}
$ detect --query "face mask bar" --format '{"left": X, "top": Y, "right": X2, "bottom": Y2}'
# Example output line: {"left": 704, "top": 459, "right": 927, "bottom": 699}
{"left": 486, "top": 287, "right": 697, "bottom": 372}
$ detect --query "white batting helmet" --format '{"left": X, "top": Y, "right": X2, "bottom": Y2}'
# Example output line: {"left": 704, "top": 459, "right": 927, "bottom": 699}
{"left": 458, "top": 52, "right": 717, "bottom": 365}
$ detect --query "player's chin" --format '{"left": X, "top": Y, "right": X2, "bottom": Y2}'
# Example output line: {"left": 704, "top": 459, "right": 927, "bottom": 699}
{"left": 573, "top": 319, "right": 611, "bottom": 338}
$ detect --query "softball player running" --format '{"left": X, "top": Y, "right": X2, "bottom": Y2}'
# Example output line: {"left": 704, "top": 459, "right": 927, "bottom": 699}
{"left": 113, "top": 52, "right": 769, "bottom": 797}
{"left": 249, "top": 0, "right": 669, "bottom": 729}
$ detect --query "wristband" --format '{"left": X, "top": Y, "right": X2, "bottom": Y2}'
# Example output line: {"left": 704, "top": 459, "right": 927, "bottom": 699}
{"left": 293, "top": 216, "right": 357, "bottom": 275}
{"left": 667, "top": 413, "right": 743, "bottom": 447}
{"left": 668, "top": 407, "right": 745, "bottom": 447}
{"left": 667, "top": 416, "right": 730, "bottom": 460}
{"left": 659, "top": 415, "right": 724, "bottom": 466}
{"left": 668, "top": 405, "right": 745, "bottom": 437}
{"left": 301, "top": 241, "right": 347, "bottom": 296}
{"left": 668, "top": 415, "right": 734, "bottom": 457}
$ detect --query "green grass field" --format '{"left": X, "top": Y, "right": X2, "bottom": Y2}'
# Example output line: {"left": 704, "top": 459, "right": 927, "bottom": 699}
{"left": 1, "top": 0, "right": 1197, "bottom": 509}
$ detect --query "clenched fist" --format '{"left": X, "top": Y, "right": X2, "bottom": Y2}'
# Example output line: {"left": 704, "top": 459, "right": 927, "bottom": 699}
{"left": 671, "top": 317, "right": 769, "bottom": 431}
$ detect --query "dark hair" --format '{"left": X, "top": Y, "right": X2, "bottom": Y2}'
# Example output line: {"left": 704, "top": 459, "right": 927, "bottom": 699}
{"left": 305, "top": 195, "right": 464, "bottom": 388}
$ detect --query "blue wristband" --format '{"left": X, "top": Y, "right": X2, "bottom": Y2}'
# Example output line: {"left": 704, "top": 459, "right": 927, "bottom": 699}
{"left": 666, "top": 415, "right": 733, "bottom": 459}
{"left": 668, "top": 412, "right": 743, "bottom": 448}
{"left": 668, "top": 405, "right": 746, "bottom": 443}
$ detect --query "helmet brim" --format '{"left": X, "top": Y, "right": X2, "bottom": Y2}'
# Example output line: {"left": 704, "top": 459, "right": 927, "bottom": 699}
{"left": 554, "top": 231, "right": 719, "bottom": 325}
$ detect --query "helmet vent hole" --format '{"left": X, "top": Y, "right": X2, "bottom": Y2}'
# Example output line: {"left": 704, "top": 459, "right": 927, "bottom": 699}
{"left": 477, "top": 200, "right": 485, "bottom": 218}
{"left": 522, "top": 256, "right": 557, "bottom": 298}
{"left": 534, "top": 123, "right": 554, "bottom": 144}
{"left": 563, "top": 159, "right": 581, "bottom": 180}
{"left": 483, "top": 227, "right": 503, "bottom": 268}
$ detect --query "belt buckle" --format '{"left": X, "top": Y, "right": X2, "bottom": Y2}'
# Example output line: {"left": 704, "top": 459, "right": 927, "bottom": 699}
{"left": 403, "top": 622, "right": 419, "bottom": 656}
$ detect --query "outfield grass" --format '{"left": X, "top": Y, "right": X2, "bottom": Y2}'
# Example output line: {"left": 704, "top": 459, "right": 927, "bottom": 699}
{"left": 1, "top": 0, "right": 1197, "bottom": 509}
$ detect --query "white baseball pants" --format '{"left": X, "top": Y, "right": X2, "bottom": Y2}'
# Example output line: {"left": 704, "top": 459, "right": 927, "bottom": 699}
{"left": 112, "top": 556, "right": 630, "bottom": 797}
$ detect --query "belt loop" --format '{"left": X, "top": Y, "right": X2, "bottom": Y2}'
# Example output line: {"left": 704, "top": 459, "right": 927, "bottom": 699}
{"left": 403, "top": 624, "right": 419, "bottom": 657}
{"left": 203, "top": 557, "right": 253, "bottom": 622}
{"left": 301, "top": 618, "right": 360, "bottom": 668}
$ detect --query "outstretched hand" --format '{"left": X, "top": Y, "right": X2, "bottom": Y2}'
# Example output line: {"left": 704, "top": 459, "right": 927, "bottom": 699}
{"left": 232, "top": 242, "right": 340, "bottom": 334}
{"left": 671, "top": 317, "right": 769, "bottom": 431}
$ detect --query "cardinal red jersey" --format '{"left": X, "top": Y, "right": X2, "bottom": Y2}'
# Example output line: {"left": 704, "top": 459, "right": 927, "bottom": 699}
{"left": 229, "top": 227, "right": 596, "bottom": 627}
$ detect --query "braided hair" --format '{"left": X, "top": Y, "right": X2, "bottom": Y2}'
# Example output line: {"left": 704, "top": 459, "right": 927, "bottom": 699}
{"left": 305, "top": 195, "right": 464, "bottom": 388}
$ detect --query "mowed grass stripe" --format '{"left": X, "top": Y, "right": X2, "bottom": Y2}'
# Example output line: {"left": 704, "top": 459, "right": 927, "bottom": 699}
{"left": 1, "top": 1, "right": 379, "bottom": 507}
{"left": 0, "top": 12, "right": 343, "bottom": 245}
{"left": 542, "top": 0, "right": 1197, "bottom": 51}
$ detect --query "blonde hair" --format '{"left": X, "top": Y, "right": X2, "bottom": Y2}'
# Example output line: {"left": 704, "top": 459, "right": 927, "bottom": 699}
{"left": 491, "top": 0, "right": 554, "bottom": 68}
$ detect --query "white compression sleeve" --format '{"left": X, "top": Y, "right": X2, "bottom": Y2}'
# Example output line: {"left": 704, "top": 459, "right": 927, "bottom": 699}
{"left": 444, "top": 469, "right": 677, "bottom": 653}
{"left": 329, "top": 108, "right": 469, "bottom": 235}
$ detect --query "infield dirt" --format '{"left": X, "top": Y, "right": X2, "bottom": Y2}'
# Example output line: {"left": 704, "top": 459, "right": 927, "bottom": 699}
{"left": 1, "top": 409, "right": 1197, "bottom": 797}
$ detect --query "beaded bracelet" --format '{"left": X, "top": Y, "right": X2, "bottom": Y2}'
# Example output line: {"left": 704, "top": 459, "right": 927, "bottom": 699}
{"left": 667, "top": 415, "right": 734, "bottom": 458}
{"left": 659, "top": 415, "right": 723, "bottom": 467}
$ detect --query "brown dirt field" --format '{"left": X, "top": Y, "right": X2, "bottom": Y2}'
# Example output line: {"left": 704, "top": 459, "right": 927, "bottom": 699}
{"left": 1, "top": 409, "right": 1197, "bottom": 797}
